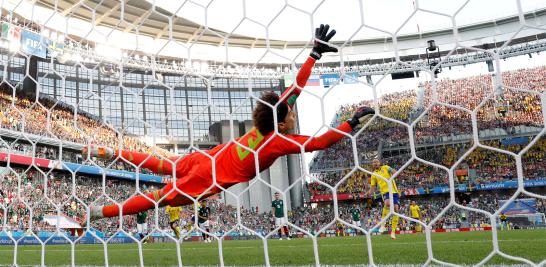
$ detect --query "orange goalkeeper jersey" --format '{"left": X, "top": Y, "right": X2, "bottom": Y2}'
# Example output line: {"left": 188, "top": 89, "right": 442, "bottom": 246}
{"left": 114, "top": 56, "right": 353, "bottom": 204}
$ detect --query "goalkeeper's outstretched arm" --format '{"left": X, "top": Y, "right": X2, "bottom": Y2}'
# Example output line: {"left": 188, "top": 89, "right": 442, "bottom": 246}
{"left": 82, "top": 24, "right": 339, "bottom": 176}
{"left": 279, "top": 24, "right": 338, "bottom": 109}
{"left": 82, "top": 146, "right": 177, "bottom": 175}
{"left": 82, "top": 23, "right": 377, "bottom": 224}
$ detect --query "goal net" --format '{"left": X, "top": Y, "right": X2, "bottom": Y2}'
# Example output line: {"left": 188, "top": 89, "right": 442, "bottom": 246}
{"left": 0, "top": 0, "right": 544, "bottom": 266}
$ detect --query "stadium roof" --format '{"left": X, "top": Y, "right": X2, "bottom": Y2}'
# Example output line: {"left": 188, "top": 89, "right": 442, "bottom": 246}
{"left": 34, "top": 0, "right": 283, "bottom": 48}
{"left": 34, "top": 0, "right": 546, "bottom": 48}
{"left": 5, "top": 0, "right": 546, "bottom": 63}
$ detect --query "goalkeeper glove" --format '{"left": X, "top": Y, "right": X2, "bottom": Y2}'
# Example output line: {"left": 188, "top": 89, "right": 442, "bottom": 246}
{"left": 347, "top": 107, "right": 375, "bottom": 129}
{"left": 82, "top": 145, "right": 115, "bottom": 159}
{"left": 310, "top": 24, "right": 338, "bottom": 60}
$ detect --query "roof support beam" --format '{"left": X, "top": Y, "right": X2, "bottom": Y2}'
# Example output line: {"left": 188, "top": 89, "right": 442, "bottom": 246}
{"left": 123, "top": 9, "right": 152, "bottom": 33}
{"left": 93, "top": 2, "right": 121, "bottom": 26}
{"left": 186, "top": 25, "right": 203, "bottom": 43}
{"left": 62, "top": 0, "right": 84, "bottom": 16}
{"left": 250, "top": 38, "right": 258, "bottom": 49}
{"left": 155, "top": 23, "right": 169, "bottom": 40}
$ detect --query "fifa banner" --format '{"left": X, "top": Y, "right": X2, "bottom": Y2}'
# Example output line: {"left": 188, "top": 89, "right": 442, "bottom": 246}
{"left": 0, "top": 152, "right": 164, "bottom": 184}
{"left": 21, "top": 30, "right": 47, "bottom": 58}
{"left": 321, "top": 73, "right": 340, "bottom": 88}
{"left": 321, "top": 73, "right": 359, "bottom": 87}
{"left": 498, "top": 198, "right": 537, "bottom": 215}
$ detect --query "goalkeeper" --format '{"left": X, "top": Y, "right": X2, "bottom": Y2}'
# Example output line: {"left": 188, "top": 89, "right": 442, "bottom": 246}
{"left": 84, "top": 24, "right": 375, "bottom": 222}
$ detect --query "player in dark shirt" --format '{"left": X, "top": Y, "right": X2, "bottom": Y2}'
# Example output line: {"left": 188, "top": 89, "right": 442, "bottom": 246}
{"left": 272, "top": 192, "right": 290, "bottom": 240}
{"left": 136, "top": 211, "right": 148, "bottom": 243}
{"left": 198, "top": 200, "right": 212, "bottom": 243}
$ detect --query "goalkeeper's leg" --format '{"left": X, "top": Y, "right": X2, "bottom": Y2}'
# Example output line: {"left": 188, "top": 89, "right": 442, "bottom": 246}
{"left": 85, "top": 172, "right": 218, "bottom": 222}
{"left": 86, "top": 190, "right": 163, "bottom": 221}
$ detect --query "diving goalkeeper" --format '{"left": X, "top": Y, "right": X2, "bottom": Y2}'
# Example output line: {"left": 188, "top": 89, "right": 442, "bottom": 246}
{"left": 83, "top": 24, "right": 375, "bottom": 222}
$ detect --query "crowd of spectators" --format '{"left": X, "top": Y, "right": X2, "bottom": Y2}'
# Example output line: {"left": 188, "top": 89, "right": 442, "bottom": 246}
{"left": 313, "top": 66, "right": 545, "bottom": 171}
{"left": 3, "top": 163, "right": 543, "bottom": 238}
{"left": 0, "top": 84, "right": 171, "bottom": 158}
{"left": 0, "top": 60, "right": 544, "bottom": 240}
{"left": 289, "top": 189, "right": 546, "bottom": 235}
{"left": 309, "top": 65, "right": 546, "bottom": 198}
{"left": 0, "top": 139, "right": 156, "bottom": 175}
{"left": 0, "top": 166, "right": 162, "bottom": 235}
{"left": 308, "top": 138, "right": 545, "bottom": 198}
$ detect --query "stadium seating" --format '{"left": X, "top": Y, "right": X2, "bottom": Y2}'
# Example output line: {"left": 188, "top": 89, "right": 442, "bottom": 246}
{"left": 0, "top": 84, "right": 171, "bottom": 157}
{"left": 0, "top": 65, "right": 544, "bottom": 239}
{"left": 309, "top": 66, "right": 546, "bottom": 199}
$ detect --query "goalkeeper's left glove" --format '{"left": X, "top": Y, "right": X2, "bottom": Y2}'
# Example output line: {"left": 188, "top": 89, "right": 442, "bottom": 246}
{"left": 310, "top": 24, "right": 338, "bottom": 60}
{"left": 347, "top": 107, "right": 375, "bottom": 129}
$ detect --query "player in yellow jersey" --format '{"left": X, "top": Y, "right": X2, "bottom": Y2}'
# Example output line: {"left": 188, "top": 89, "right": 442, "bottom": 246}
{"left": 499, "top": 212, "right": 508, "bottom": 230}
{"left": 368, "top": 158, "right": 400, "bottom": 239}
{"left": 166, "top": 205, "right": 182, "bottom": 239}
{"left": 409, "top": 201, "right": 421, "bottom": 232}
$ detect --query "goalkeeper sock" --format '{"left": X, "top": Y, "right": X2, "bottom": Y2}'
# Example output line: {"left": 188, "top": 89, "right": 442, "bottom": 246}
{"left": 102, "top": 191, "right": 160, "bottom": 217}
{"left": 391, "top": 215, "right": 399, "bottom": 234}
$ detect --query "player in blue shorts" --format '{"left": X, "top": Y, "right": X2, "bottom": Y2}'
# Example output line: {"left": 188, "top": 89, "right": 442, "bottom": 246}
{"left": 368, "top": 159, "right": 400, "bottom": 239}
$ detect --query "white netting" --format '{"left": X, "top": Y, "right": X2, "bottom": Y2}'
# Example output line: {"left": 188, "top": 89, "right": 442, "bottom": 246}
{"left": 0, "top": 0, "right": 544, "bottom": 266}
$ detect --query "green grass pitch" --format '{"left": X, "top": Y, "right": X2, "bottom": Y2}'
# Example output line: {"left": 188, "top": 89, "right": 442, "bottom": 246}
{"left": 0, "top": 229, "right": 544, "bottom": 266}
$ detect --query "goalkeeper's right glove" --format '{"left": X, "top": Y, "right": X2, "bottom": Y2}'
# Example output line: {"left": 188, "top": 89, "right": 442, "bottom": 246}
{"left": 82, "top": 145, "right": 115, "bottom": 159}
{"left": 310, "top": 24, "right": 338, "bottom": 60}
{"left": 347, "top": 107, "right": 375, "bottom": 129}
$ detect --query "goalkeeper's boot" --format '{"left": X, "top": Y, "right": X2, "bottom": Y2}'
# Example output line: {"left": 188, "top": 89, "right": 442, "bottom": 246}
{"left": 390, "top": 231, "right": 396, "bottom": 240}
